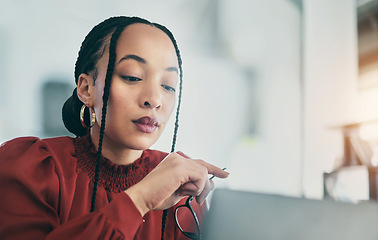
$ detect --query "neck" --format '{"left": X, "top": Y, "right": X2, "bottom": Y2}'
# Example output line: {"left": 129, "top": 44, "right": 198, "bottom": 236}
{"left": 90, "top": 129, "right": 143, "bottom": 165}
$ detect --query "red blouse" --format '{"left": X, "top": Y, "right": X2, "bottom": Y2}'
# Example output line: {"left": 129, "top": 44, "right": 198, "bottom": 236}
{"left": 0, "top": 134, "right": 206, "bottom": 239}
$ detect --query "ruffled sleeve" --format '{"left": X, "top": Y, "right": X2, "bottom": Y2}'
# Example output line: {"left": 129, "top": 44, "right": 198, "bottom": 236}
{"left": 0, "top": 137, "right": 143, "bottom": 240}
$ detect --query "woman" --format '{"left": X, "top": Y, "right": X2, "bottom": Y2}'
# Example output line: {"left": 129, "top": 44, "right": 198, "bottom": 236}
{"left": 0, "top": 16, "right": 228, "bottom": 239}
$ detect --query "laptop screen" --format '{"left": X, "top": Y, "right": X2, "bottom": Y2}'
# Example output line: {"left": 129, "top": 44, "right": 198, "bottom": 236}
{"left": 203, "top": 188, "right": 378, "bottom": 240}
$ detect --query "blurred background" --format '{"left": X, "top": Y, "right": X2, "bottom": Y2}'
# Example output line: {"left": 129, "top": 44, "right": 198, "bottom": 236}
{"left": 2, "top": 0, "right": 378, "bottom": 201}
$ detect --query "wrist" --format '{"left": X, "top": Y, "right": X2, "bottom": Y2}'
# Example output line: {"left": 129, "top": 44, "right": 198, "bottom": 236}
{"left": 125, "top": 185, "right": 150, "bottom": 216}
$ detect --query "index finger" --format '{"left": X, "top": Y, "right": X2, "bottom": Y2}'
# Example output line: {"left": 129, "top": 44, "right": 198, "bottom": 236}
{"left": 209, "top": 168, "right": 227, "bottom": 180}
{"left": 194, "top": 160, "right": 229, "bottom": 179}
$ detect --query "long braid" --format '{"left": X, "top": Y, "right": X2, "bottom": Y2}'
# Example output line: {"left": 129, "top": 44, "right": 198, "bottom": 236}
{"left": 88, "top": 17, "right": 152, "bottom": 212}
{"left": 153, "top": 23, "right": 184, "bottom": 240}
{"left": 90, "top": 22, "right": 129, "bottom": 212}
{"left": 169, "top": 37, "right": 183, "bottom": 154}
{"left": 74, "top": 17, "right": 185, "bottom": 240}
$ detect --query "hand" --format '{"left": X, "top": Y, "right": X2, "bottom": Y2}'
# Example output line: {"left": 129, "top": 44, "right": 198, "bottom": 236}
{"left": 125, "top": 152, "right": 229, "bottom": 216}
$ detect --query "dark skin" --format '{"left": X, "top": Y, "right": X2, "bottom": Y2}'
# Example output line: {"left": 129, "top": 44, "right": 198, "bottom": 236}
{"left": 77, "top": 23, "right": 229, "bottom": 216}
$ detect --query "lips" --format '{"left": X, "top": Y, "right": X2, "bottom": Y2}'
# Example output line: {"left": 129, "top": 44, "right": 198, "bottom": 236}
{"left": 132, "top": 116, "right": 158, "bottom": 133}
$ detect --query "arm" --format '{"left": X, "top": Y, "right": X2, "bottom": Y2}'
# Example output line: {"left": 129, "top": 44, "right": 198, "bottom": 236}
{"left": 46, "top": 193, "right": 143, "bottom": 240}
{"left": 0, "top": 138, "right": 142, "bottom": 240}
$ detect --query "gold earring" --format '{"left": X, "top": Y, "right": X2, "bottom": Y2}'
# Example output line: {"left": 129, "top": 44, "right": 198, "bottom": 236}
{"left": 80, "top": 105, "right": 96, "bottom": 128}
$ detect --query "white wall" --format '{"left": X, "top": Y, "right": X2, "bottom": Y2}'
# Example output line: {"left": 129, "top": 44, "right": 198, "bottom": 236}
{"left": 302, "top": 0, "right": 359, "bottom": 198}
{"left": 222, "top": 0, "right": 303, "bottom": 196}
{"left": 223, "top": 0, "right": 361, "bottom": 200}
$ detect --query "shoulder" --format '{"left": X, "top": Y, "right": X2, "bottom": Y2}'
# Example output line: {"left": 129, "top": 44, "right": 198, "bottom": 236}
{"left": 0, "top": 135, "right": 74, "bottom": 158}
{"left": 0, "top": 136, "right": 75, "bottom": 172}
{"left": 0, "top": 136, "right": 40, "bottom": 155}
{"left": 0, "top": 136, "right": 77, "bottom": 198}
{"left": 0, "top": 136, "right": 76, "bottom": 222}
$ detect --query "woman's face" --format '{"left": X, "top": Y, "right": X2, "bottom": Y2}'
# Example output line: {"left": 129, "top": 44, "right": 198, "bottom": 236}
{"left": 90, "top": 23, "right": 178, "bottom": 151}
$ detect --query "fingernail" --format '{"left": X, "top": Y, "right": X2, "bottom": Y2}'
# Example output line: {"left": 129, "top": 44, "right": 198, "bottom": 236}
{"left": 221, "top": 167, "right": 229, "bottom": 174}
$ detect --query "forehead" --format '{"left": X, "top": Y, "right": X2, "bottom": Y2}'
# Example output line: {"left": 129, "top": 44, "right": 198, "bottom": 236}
{"left": 115, "top": 23, "right": 178, "bottom": 66}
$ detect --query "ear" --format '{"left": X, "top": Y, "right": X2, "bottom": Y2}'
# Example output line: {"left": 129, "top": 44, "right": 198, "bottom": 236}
{"left": 77, "top": 73, "right": 95, "bottom": 107}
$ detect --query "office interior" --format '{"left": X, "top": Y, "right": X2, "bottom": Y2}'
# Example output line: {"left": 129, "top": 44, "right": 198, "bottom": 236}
{"left": 1, "top": 0, "right": 378, "bottom": 204}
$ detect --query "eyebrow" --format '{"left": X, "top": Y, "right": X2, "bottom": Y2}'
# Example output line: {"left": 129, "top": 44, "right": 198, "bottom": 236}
{"left": 118, "top": 54, "right": 178, "bottom": 74}
{"left": 118, "top": 54, "right": 146, "bottom": 64}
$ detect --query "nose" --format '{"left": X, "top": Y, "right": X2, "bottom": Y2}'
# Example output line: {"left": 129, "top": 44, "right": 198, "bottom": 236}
{"left": 139, "top": 83, "right": 162, "bottom": 109}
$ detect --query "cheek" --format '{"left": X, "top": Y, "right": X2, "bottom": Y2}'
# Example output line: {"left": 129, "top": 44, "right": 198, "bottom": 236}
{"left": 164, "top": 95, "right": 176, "bottom": 119}
{"left": 106, "top": 83, "right": 139, "bottom": 120}
{"left": 107, "top": 89, "right": 132, "bottom": 113}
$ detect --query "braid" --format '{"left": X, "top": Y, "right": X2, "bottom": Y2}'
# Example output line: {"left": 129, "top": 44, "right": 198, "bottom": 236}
{"left": 74, "top": 17, "right": 127, "bottom": 83}
{"left": 169, "top": 37, "right": 183, "bottom": 154}
{"left": 90, "top": 22, "right": 130, "bottom": 212}
{"left": 161, "top": 210, "right": 169, "bottom": 240}
{"left": 153, "top": 23, "right": 184, "bottom": 240}
{"left": 83, "top": 17, "right": 152, "bottom": 212}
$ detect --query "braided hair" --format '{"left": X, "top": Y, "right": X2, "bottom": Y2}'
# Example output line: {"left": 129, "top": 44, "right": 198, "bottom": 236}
{"left": 62, "top": 16, "right": 183, "bottom": 240}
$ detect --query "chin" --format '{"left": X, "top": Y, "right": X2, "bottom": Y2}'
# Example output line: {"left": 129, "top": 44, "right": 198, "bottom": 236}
{"left": 127, "top": 137, "right": 159, "bottom": 151}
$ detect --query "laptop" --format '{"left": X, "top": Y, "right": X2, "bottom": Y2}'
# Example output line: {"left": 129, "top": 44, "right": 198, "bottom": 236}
{"left": 202, "top": 188, "right": 378, "bottom": 240}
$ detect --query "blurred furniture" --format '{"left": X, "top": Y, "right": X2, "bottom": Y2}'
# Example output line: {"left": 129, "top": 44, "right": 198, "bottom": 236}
{"left": 324, "top": 120, "right": 378, "bottom": 202}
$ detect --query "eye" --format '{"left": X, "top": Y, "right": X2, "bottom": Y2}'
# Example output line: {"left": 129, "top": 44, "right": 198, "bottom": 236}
{"left": 121, "top": 76, "right": 142, "bottom": 82}
{"left": 162, "top": 85, "right": 176, "bottom": 92}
